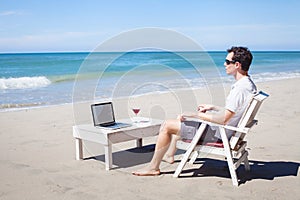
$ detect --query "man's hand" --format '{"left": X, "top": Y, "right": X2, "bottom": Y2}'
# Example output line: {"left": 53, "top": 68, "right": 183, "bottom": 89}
{"left": 197, "top": 104, "right": 215, "bottom": 113}
{"left": 177, "top": 112, "right": 198, "bottom": 122}
{"left": 177, "top": 114, "right": 186, "bottom": 122}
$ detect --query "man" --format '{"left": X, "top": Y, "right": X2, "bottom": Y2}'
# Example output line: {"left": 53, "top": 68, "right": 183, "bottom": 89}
{"left": 132, "top": 46, "right": 257, "bottom": 176}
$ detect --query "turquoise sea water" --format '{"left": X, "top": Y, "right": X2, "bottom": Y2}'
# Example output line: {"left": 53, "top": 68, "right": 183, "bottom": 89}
{"left": 0, "top": 51, "right": 300, "bottom": 111}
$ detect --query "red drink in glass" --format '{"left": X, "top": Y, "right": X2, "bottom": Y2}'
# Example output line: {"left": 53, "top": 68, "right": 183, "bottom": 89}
{"left": 132, "top": 108, "right": 140, "bottom": 116}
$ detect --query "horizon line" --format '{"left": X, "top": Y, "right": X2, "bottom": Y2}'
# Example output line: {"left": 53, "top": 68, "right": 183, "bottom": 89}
{"left": 1, "top": 49, "right": 300, "bottom": 54}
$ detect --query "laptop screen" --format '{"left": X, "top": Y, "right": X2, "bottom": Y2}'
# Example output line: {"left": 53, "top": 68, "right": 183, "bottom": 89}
{"left": 91, "top": 102, "right": 115, "bottom": 126}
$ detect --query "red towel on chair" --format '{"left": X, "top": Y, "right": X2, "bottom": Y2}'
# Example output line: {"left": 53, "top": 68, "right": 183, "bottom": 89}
{"left": 182, "top": 139, "right": 224, "bottom": 148}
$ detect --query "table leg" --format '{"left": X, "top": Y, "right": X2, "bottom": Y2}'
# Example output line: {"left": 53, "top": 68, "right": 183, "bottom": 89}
{"left": 104, "top": 143, "right": 112, "bottom": 170}
{"left": 136, "top": 138, "right": 143, "bottom": 147}
{"left": 75, "top": 138, "right": 83, "bottom": 160}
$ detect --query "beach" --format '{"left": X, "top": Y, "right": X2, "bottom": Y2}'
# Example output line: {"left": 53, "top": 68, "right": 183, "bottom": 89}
{"left": 0, "top": 78, "right": 299, "bottom": 200}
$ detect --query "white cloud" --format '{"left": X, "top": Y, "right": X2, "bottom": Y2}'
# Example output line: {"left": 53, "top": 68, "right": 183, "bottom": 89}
{"left": 173, "top": 24, "right": 300, "bottom": 50}
{"left": 0, "top": 10, "right": 23, "bottom": 16}
{"left": 174, "top": 24, "right": 298, "bottom": 32}
{"left": 0, "top": 24, "right": 299, "bottom": 52}
{"left": 0, "top": 31, "right": 105, "bottom": 52}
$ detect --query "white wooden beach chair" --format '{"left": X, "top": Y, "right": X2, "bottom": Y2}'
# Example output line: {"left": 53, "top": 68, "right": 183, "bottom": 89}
{"left": 173, "top": 91, "right": 269, "bottom": 186}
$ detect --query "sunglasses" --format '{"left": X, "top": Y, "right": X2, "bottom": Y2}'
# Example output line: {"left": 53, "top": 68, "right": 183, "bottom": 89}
{"left": 225, "top": 59, "right": 236, "bottom": 65}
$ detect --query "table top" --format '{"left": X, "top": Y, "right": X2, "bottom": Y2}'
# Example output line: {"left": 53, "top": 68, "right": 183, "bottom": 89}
{"left": 73, "top": 118, "right": 163, "bottom": 134}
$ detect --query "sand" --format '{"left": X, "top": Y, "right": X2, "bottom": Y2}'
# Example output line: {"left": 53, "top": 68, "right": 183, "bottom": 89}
{"left": 0, "top": 78, "right": 299, "bottom": 200}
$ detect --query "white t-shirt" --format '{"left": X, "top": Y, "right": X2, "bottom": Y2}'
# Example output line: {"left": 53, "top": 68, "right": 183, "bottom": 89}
{"left": 215, "top": 76, "right": 257, "bottom": 139}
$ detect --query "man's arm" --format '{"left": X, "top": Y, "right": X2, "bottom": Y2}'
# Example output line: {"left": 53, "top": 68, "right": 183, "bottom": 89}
{"left": 180, "top": 107, "right": 235, "bottom": 125}
{"left": 197, "top": 109, "right": 235, "bottom": 125}
{"left": 197, "top": 104, "right": 221, "bottom": 112}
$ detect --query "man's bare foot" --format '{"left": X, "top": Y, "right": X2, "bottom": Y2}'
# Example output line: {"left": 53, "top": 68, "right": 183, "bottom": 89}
{"left": 132, "top": 167, "right": 161, "bottom": 176}
{"left": 162, "top": 154, "right": 175, "bottom": 164}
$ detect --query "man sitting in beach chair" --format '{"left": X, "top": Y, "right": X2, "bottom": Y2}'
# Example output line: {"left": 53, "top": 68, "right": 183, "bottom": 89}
{"left": 132, "top": 46, "right": 257, "bottom": 176}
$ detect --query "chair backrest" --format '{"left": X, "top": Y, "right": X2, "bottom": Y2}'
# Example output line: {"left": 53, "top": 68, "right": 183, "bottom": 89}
{"left": 238, "top": 91, "right": 269, "bottom": 128}
{"left": 230, "top": 91, "right": 269, "bottom": 149}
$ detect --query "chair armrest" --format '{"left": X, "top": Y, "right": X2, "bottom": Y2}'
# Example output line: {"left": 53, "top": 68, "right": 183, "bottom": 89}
{"left": 183, "top": 117, "right": 250, "bottom": 134}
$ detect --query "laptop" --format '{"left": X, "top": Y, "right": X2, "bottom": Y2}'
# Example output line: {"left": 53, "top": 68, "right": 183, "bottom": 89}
{"left": 91, "top": 102, "right": 131, "bottom": 130}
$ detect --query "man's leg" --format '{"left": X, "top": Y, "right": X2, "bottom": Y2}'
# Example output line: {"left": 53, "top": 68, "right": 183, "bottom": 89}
{"left": 132, "top": 119, "right": 181, "bottom": 176}
{"left": 163, "top": 134, "right": 181, "bottom": 164}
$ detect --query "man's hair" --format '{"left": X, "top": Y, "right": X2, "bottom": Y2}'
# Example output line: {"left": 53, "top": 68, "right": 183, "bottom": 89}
{"left": 227, "top": 46, "right": 253, "bottom": 71}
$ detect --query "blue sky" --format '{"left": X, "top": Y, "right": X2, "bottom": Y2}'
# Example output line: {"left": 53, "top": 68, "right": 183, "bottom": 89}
{"left": 0, "top": 0, "right": 299, "bottom": 52}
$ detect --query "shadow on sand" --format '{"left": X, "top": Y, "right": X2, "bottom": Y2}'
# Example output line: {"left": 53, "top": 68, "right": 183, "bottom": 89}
{"left": 163, "top": 158, "right": 299, "bottom": 185}
{"left": 84, "top": 144, "right": 156, "bottom": 169}
{"left": 84, "top": 145, "right": 299, "bottom": 184}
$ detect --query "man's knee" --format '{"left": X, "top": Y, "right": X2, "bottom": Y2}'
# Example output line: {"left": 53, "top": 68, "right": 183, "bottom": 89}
{"left": 160, "top": 119, "right": 180, "bottom": 134}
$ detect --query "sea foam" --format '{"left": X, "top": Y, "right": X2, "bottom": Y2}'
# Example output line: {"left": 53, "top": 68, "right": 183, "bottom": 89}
{"left": 0, "top": 76, "right": 51, "bottom": 90}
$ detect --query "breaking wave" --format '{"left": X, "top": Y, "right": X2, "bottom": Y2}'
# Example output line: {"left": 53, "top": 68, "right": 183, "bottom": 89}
{"left": 0, "top": 76, "right": 51, "bottom": 90}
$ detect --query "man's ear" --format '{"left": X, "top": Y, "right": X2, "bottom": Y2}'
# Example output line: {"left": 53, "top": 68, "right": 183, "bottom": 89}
{"left": 235, "top": 62, "right": 241, "bottom": 69}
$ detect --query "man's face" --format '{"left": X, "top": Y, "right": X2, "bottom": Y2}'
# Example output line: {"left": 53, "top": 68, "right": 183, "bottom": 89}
{"left": 224, "top": 52, "right": 237, "bottom": 75}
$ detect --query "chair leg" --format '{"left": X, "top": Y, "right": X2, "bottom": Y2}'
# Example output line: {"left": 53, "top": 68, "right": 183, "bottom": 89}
{"left": 219, "top": 127, "right": 239, "bottom": 186}
{"left": 226, "top": 156, "right": 239, "bottom": 186}
{"left": 244, "top": 154, "right": 251, "bottom": 171}
{"left": 173, "top": 147, "right": 194, "bottom": 177}
{"left": 173, "top": 123, "right": 207, "bottom": 178}
{"left": 188, "top": 151, "right": 199, "bottom": 164}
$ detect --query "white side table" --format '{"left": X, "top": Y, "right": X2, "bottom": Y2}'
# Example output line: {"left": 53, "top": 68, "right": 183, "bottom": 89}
{"left": 72, "top": 119, "right": 162, "bottom": 170}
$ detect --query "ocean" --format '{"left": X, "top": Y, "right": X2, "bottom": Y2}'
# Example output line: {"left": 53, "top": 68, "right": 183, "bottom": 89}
{"left": 1, "top": 51, "right": 300, "bottom": 111}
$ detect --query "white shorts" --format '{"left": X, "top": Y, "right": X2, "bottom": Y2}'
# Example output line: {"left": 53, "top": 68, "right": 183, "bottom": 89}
{"left": 180, "top": 121, "right": 218, "bottom": 142}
